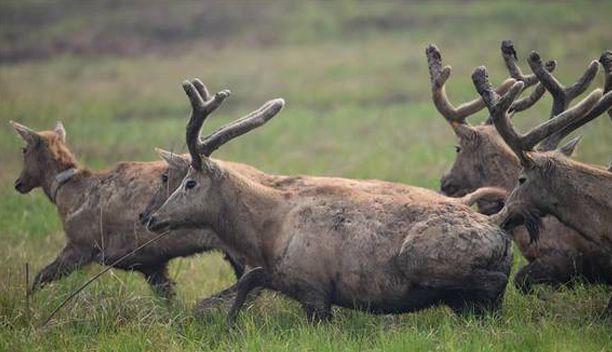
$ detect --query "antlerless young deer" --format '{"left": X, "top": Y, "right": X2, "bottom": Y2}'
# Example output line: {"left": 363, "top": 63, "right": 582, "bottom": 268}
{"left": 147, "top": 79, "right": 514, "bottom": 324}
{"left": 428, "top": 42, "right": 612, "bottom": 291}
{"left": 470, "top": 64, "right": 612, "bottom": 313}
{"left": 9, "top": 107, "right": 253, "bottom": 299}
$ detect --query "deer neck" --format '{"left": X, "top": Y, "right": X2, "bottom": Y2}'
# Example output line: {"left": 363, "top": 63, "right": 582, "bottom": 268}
{"left": 41, "top": 162, "right": 91, "bottom": 216}
{"left": 211, "top": 168, "right": 286, "bottom": 267}
{"left": 546, "top": 161, "right": 612, "bottom": 246}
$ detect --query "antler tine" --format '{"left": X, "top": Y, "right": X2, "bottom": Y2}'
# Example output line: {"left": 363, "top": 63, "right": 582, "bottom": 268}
{"left": 537, "top": 90, "right": 612, "bottom": 150}
{"left": 472, "top": 66, "right": 526, "bottom": 160}
{"left": 528, "top": 51, "right": 599, "bottom": 117}
{"left": 522, "top": 89, "right": 603, "bottom": 150}
{"left": 599, "top": 50, "right": 612, "bottom": 117}
{"left": 501, "top": 40, "right": 556, "bottom": 88}
{"left": 487, "top": 41, "right": 556, "bottom": 118}
{"left": 535, "top": 50, "right": 610, "bottom": 150}
{"left": 199, "top": 98, "right": 285, "bottom": 156}
{"left": 426, "top": 44, "right": 515, "bottom": 126}
{"left": 182, "top": 80, "right": 231, "bottom": 170}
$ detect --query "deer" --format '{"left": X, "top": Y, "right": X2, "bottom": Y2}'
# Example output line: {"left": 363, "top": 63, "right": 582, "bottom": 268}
{"left": 9, "top": 97, "right": 252, "bottom": 299}
{"left": 470, "top": 64, "right": 612, "bottom": 313}
{"left": 427, "top": 41, "right": 611, "bottom": 292}
{"left": 144, "top": 144, "right": 509, "bottom": 316}
{"left": 146, "top": 78, "right": 514, "bottom": 325}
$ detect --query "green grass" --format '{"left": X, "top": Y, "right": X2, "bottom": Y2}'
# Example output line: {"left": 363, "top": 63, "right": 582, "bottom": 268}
{"left": 1, "top": 1, "right": 611, "bottom": 351}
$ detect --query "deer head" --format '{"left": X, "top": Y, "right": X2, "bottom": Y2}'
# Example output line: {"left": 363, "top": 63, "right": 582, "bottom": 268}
{"left": 139, "top": 149, "right": 190, "bottom": 225}
{"left": 146, "top": 78, "right": 285, "bottom": 232}
{"left": 9, "top": 120, "right": 77, "bottom": 197}
{"left": 428, "top": 41, "right": 564, "bottom": 203}
{"left": 472, "top": 64, "right": 611, "bottom": 242}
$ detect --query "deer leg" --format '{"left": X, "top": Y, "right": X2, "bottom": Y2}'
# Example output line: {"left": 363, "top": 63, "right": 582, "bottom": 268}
{"left": 223, "top": 252, "right": 245, "bottom": 280}
{"left": 514, "top": 255, "right": 575, "bottom": 294}
{"left": 445, "top": 270, "right": 507, "bottom": 317}
{"left": 31, "top": 243, "right": 92, "bottom": 293}
{"left": 195, "top": 283, "right": 262, "bottom": 318}
{"left": 301, "top": 293, "right": 332, "bottom": 323}
{"left": 227, "top": 267, "right": 268, "bottom": 327}
{"left": 141, "top": 264, "right": 175, "bottom": 300}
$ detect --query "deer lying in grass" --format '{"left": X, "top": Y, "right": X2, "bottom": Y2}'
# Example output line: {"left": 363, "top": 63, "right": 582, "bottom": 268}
{"left": 146, "top": 79, "right": 513, "bottom": 324}
{"left": 144, "top": 145, "right": 508, "bottom": 315}
{"left": 428, "top": 42, "right": 611, "bottom": 292}
{"left": 470, "top": 65, "right": 612, "bottom": 312}
{"left": 9, "top": 110, "right": 247, "bottom": 298}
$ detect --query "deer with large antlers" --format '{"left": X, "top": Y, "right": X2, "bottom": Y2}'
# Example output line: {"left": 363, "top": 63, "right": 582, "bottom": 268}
{"left": 471, "top": 64, "right": 612, "bottom": 312}
{"left": 429, "top": 42, "right": 611, "bottom": 291}
{"left": 147, "top": 79, "right": 514, "bottom": 324}
{"left": 9, "top": 115, "right": 250, "bottom": 299}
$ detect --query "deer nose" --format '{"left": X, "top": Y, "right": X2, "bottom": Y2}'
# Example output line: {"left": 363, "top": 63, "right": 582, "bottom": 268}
{"left": 440, "top": 178, "right": 459, "bottom": 196}
{"left": 14, "top": 179, "right": 25, "bottom": 193}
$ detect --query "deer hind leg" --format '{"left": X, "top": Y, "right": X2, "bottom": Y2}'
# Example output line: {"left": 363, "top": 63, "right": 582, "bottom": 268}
{"left": 194, "top": 282, "right": 261, "bottom": 318}
{"left": 443, "top": 270, "right": 509, "bottom": 316}
{"left": 31, "top": 243, "right": 92, "bottom": 293}
{"left": 227, "top": 267, "right": 268, "bottom": 327}
{"left": 514, "top": 254, "right": 576, "bottom": 294}
{"left": 141, "top": 264, "right": 175, "bottom": 300}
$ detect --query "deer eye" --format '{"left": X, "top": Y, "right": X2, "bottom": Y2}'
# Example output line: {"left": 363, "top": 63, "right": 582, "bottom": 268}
{"left": 161, "top": 174, "right": 168, "bottom": 183}
{"left": 185, "top": 180, "right": 197, "bottom": 190}
{"left": 518, "top": 176, "right": 527, "bottom": 185}
{"left": 455, "top": 145, "right": 461, "bottom": 153}
{"left": 21, "top": 147, "right": 27, "bottom": 154}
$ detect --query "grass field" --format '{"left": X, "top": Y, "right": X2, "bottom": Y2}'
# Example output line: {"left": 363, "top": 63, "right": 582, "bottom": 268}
{"left": 1, "top": 1, "right": 611, "bottom": 351}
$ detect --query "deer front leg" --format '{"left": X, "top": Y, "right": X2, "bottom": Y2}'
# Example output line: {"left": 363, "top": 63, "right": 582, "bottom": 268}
{"left": 31, "top": 243, "right": 92, "bottom": 293}
{"left": 301, "top": 292, "right": 332, "bottom": 323}
{"left": 514, "top": 254, "right": 577, "bottom": 294}
{"left": 140, "top": 264, "right": 175, "bottom": 300}
{"left": 222, "top": 252, "right": 245, "bottom": 280}
{"left": 227, "top": 267, "right": 268, "bottom": 327}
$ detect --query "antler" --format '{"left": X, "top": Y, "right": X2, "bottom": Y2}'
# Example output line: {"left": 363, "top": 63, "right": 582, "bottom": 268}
{"left": 499, "top": 40, "right": 557, "bottom": 114}
{"left": 184, "top": 79, "right": 231, "bottom": 170}
{"left": 472, "top": 66, "right": 603, "bottom": 164}
{"left": 183, "top": 78, "right": 285, "bottom": 170}
{"left": 527, "top": 51, "right": 599, "bottom": 117}
{"left": 426, "top": 44, "right": 516, "bottom": 126}
{"left": 533, "top": 50, "right": 610, "bottom": 150}
{"left": 199, "top": 98, "right": 285, "bottom": 156}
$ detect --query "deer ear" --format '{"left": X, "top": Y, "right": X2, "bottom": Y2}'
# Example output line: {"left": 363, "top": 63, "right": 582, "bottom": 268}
{"left": 9, "top": 120, "right": 40, "bottom": 144}
{"left": 155, "top": 148, "right": 189, "bottom": 169}
{"left": 453, "top": 123, "right": 478, "bottom": 141}
{"left": 558, "top": 136, "right": 581, "bottom": 157}
{"left": 53, "top": 121, "right": 66, "bottom": 143}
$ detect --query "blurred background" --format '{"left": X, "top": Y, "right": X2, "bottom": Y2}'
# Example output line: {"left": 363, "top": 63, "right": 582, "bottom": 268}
{"left": 1, "top": 1, "right": 610, "bottom": 350}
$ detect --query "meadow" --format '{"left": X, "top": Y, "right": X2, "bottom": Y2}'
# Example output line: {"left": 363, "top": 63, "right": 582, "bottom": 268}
{"left": 0, "top": 1, "right": 611, "bottom": 351}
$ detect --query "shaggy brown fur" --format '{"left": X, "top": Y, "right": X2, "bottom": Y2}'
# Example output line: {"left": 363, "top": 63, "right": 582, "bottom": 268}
{"left": 147, "top": 79, "right": 513, "bottom": 323}
{"left": 143, "top": 149, "right": 507, "bottom": 314}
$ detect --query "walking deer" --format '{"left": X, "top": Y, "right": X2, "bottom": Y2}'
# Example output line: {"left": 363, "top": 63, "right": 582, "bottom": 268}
{"left": 9, "top": 110, "right": 246, "bottom": 299}
{"left": 147, "top": 79, "right": 513, "bottom": 324}
{"left": 428, "top": 42, "right": 611, "bottom": 291}
{"left": 471, "top": 64, "right": 612, "bottom": 312}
